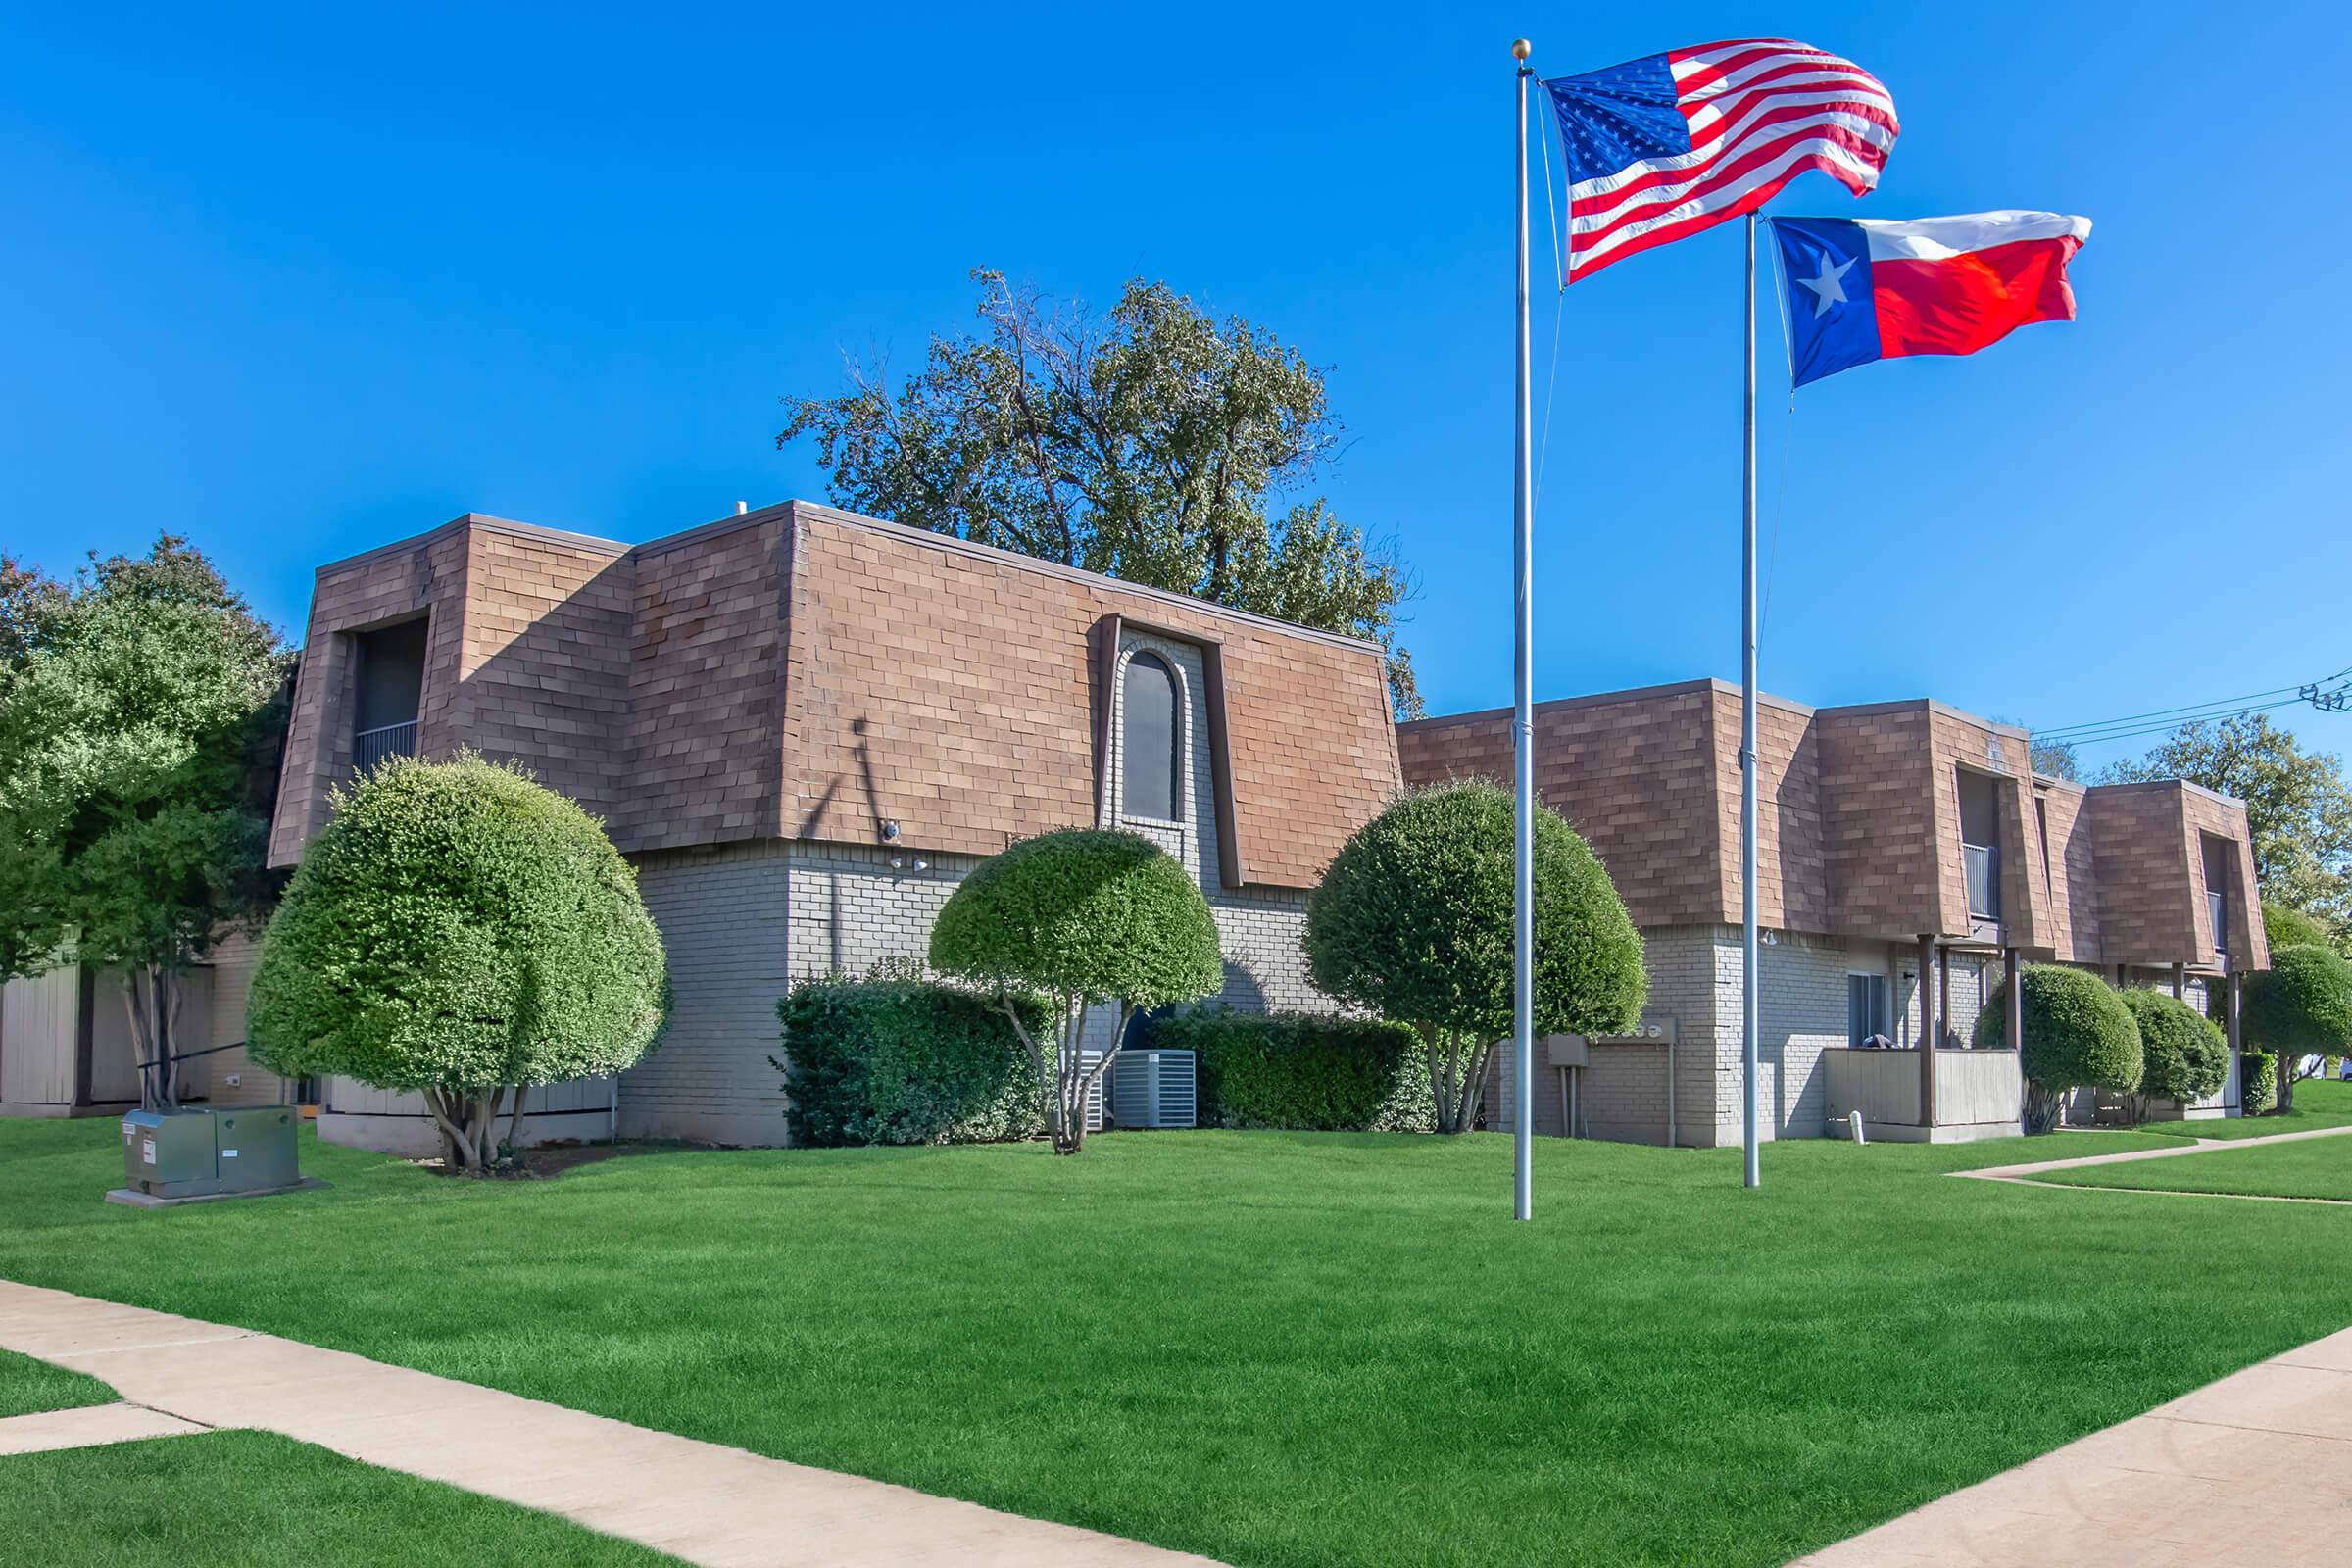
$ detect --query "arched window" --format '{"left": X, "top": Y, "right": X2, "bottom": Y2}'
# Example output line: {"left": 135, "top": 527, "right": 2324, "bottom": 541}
{"left": 1121, "top": 651, "right": 1181, "bottom": 821}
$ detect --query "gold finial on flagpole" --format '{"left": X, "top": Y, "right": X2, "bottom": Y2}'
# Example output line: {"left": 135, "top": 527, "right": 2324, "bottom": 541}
{"left": 1511, "top": 38, "right": 1532, "bottom": 61}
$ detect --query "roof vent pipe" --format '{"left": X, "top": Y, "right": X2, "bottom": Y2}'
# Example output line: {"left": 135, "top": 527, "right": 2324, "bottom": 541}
{"left": 735, "top": 501, "right": 748, "bottom": 515}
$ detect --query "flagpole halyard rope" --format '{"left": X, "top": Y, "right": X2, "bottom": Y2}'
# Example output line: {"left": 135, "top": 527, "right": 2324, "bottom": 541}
{"left": 1533, "top": 92, "right": 1566, "bottom": 515}
{"left": 1761, "top": 225, "right": 1796, "bottom": 636}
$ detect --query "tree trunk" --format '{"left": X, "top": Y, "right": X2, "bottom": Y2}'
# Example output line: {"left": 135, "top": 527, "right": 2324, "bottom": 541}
{"left": 2276, "top": 1053, "right": 2298, "bottom": 1115}
{"left": 122, "top": 966, "right": 183, "bottom": 1111}
{"left": 504, "top": 1083, "right": 529, "bottom": 1164}
{"left": 423, "top": 1085, "right": 498, "bottom": 1173}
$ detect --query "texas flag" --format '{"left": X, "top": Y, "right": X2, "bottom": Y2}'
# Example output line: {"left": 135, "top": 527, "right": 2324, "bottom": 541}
{"left": 1769, "top": 210, "right": 2090, "bottom": 387}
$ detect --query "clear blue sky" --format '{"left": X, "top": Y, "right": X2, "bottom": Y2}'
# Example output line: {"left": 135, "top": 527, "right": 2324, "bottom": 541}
{"left": 6, "top": 2, "right": 2347, "bottom": 774}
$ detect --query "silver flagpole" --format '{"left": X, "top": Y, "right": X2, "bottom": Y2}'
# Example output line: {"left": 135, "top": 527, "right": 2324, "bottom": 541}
{"left": 1740, "top": 213, "right": 1762, "bottom": 1190}
{"left": 1511, "top": 38, "right": 1536, "bottom": 1222}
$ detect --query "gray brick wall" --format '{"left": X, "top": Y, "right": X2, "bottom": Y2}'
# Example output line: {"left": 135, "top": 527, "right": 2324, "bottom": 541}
{"left": 622, "top": 841, "right": 793, "bottom": 1145}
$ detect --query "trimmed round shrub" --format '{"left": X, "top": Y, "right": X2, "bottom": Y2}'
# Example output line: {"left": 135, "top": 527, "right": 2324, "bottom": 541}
{"left": 776, "top": 976, "right": 1049, "bottom": 1146}
{"left": 1305, "top": 781, "right": 1645, "bottom": 1133}
{"left": 2263, "top": 901, "right": 2334, "bottom": 956}
{"left": 930, "top": 827, "right": 1222, "bottom": 1152}
{"left": 249, "top": 753, "right": 668, "bottom": 1170}
{"left": 2119, "top": 988, "right": 2229, "bottom": 1109}
{"left": 1145, "top": 1006, "right": 1434, "bottom": 1133}
{"left": 2244, "top": 944, "right": 2352, "bottom": 1113}
{"left": 2243, "top": 1050, "right": 2278, "bottom": 1115}
{"left": 1975, "top": 964, "right": 2140, "bottom": 1133}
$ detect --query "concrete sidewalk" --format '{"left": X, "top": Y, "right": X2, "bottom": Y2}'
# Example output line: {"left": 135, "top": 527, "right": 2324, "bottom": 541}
{"left": 0, "top": 1279, "right": 1220, "bottom": 1568}
{"left": 1789, "top": 1324, "right": 2352, "bottom": 1567}
{"left": 1958, "top": 1123, "right": 2352, "bottom": 1183}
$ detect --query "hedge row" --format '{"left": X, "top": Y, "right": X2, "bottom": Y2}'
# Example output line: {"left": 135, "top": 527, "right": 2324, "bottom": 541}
{"left": 776, "top": 977, "right": 1048, "bottom": 1147}
{"left": 1143, "top": 1006, "right": 1434, "bottom": 1133}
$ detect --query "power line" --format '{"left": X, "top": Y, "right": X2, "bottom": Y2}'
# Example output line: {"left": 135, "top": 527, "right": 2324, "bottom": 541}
{"left": 2034, "top": 664, "right": 2352, "bottom": 749}
{"left": 2046, "top": 701, "right": 2301, "bottom": 751}
{"left": 2035, "top": 684, "right": 2308, "bottom": 737}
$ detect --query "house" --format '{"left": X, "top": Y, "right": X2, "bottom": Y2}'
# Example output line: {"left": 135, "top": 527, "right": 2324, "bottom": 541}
{"left": 1397, "top": 682, "right": 2270, "bottom": 1145}
{"left": 244, "top": 501, "right": 1400, "bottom": 1152}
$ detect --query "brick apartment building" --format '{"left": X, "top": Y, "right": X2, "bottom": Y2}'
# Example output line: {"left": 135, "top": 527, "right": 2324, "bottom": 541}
{"left": 0, "top": 501, "right": 2267, "bottom": 1150}
{"left": 1398, "top": 683, "right": 2268, "bottom": 1145}
{"left": 236, "top": 501, "right": 1396, "bottom": 1150}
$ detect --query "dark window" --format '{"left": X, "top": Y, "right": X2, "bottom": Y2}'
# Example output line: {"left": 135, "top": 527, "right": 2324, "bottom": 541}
{"left": 354, "top": 617, "right": 426, "bottom": 771}
{"left": 1956, "top": 768, "right": 2002, "bottom": 921}
{"left": 1847, "top": 974, "right": 1889, "bottom": 1047}
{"left": 2201, "top": 834, "right": 2233, "bottom": 953}
{"left": 1121, "top": 652, "right": 1180, "bottom": 821}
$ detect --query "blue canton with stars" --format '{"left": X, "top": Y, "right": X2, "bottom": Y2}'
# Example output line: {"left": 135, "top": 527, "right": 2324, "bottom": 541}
{"left": 1543, "top": 52, "right": 1691, "bottom": 187}
{"left": 1769, "top": 217, "right": 1883, "bottom": 387}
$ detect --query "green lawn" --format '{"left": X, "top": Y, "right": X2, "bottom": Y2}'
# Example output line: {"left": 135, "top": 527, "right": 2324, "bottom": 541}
{"left": 2138, "top": 1076, "right": 2352, "bottom": 1139}
{"left": 1, "top": 1117, "right": 2348, "bottom": 1568}
{"left": 0, "top": 1347, "right": 115, "bottom": 1419}
{"left": 2039, "top": 1132, "right": 2352, "bottom": 1201}
{"left": 0, "top": 1430, "right": 680, "bottom": 1565}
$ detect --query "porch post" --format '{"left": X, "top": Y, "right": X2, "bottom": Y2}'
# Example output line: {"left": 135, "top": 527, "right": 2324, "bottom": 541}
{"left": 2171, "top": 960, "right": 2185, "bottom": 1001}
{"left": 2004, "top": 944, "right": 2023, "bottom": 1057}
{"left": 1918, "top": 934, "right": 1939, "bottom": 1130}
{"left": 2226, "top": 970, "right": 2244, "bottom": 1109}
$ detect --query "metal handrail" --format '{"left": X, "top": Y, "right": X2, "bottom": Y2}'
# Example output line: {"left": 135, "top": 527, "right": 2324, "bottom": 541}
{"left": 353, "top": 719, "right": 417, "bottom": 772}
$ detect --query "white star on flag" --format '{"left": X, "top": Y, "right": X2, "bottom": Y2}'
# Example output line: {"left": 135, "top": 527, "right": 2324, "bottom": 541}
{"left": 1797, "top": 255, "right": 1855, "bottom": 317}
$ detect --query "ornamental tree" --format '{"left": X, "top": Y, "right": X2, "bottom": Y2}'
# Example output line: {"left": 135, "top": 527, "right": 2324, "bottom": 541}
{"left": 2242, "top": 944, "right": 2352, "bottom": 1114}
{"left": 1304, "top": 781, "right": 1646, "bottom": 1134}
{"left": 928, "top": 828, "right": 1222, "bottom": 1153}
{"left": 1975, "top": 965, "right": 2141, "bottom": 1133}
{"left": 0, "top": 537, "right": 288, "bottom": 1108}
{"left": 2118, "top": 988, "right": 2229, "bottom": 1120}
{"left": 248, "top": 754, "right": 669, "bottom": 1172}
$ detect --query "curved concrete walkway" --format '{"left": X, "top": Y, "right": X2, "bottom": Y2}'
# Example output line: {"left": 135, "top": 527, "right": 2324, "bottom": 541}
{"left": 0, "top": 1279, "right": 1220, "bottom": 1568}
{"left": 1954, "top": 1123, "right": 2352, "bottom": 1198}
{"left": 1789, "top": 1324, "right": 2352, "bottom": 1567}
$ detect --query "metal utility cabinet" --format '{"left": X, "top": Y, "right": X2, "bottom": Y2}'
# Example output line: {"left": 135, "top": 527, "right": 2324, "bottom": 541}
{"left": 121, "top": 1106, "right": 300, "bottom": 1199}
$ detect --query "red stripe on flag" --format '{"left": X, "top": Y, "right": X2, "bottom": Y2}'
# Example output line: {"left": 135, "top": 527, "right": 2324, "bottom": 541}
{"left": 1572, "top": 121, "right": 1888, "bottom": 255}
{"left": 1572, "top": 164, "right": 1834, "bottom": 280}
{"left": 1575, "top": 109, "right": 1891, "bottom": 239}
{"left": 1871, "top": 236, "right": 2084, "bottom": 359}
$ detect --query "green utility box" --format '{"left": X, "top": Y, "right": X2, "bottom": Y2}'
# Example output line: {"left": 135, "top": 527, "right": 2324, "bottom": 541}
{"left": 212, "top": 1106, "right": 300, "bottom": 1192}
{"left": 121, "top": 1106, "right": 301, "bottom": 1200}
{"left": 122, "top": 1109, "right": 222, "bottom": 1199}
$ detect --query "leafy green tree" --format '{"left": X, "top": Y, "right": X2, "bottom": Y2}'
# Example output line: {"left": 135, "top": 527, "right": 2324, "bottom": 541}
{"left": 2117, "top": 988, "right": 2229, "bottom": 1119}
{"left": 928, "top": 828, "right": 1222, "bottom": 1153}
{"left": 1304, "top": 781, "right": 1646, "bottom": 1134}
{"left": 2264, "top": 899, "right": 2341, "bottom": 956}
{"left": 248, "top": 755, "right": 669, "bottom": 1172}
{"left": 2241, "top": 944, "right": 2352, "bottom": 1115}
{"left": 2029, "top": 735, "right": 2080, "bottom": 781}
{"left": 780, "top": 269, "right": 1423, "bottom": 718}
{"left": 0, "top": 537, "right": 288, "bottom": 1108}
{"left": 1976, "top": 965, "right": 2141, "bottom": 1133}
{"left": 2102, "top": 714, "right": 2352, "bottom": 943}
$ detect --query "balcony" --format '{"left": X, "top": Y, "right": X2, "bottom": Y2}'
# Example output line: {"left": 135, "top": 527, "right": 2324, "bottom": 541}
{"left": 354, "top": 720, "right": 417, "bottom": 773}
{"left": 1963, "top": 842, "right": 2000, "bottom": 922}
{"left": 1825, "top": 1046, "right": 2022, "bottom": 1143}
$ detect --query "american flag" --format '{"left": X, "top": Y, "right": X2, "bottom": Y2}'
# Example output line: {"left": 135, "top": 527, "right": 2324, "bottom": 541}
{"left": 1546, "top": 39, "right": 1898, "bottom": 282}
